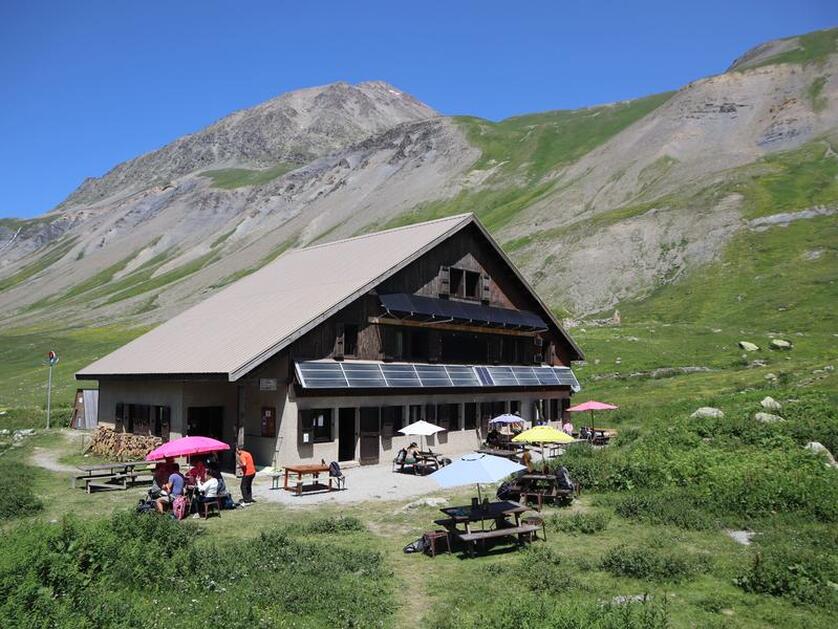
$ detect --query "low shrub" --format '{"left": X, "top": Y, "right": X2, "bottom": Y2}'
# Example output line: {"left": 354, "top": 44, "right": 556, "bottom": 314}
{"left": 614, "top": 491, "right": 716, "bottom": 530}
{"left": 600, "top": 544, "right": 708, "bottom": 582}
{"left": 517, "top": 545, "right": 580, "bottom": 595}
{"left": 735, "top": 529, "right": 838, "bottom": 609}
{"left": 430, "top": 591, "right": 670, "bottom": 629}
{"left": 0, "top": 511, "right": 393, "bottom": 627}
{"left": 550, "top": 511, "right": 610, "bottom": 534}
{"left": 295, "top": 515, "right": 366, "bottom": 534}
{"left": 0, "top": 460, "right": 43, "bottom": 520}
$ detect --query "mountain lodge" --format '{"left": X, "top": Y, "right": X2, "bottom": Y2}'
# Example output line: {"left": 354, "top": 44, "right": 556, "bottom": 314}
{"left": 76, "top": 214, "right": 583, "bottom": 467}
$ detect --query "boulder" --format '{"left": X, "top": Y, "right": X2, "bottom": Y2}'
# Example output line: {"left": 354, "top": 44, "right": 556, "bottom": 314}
{"left": 691, "top": 407, "right": 724, "bottom": 419}
{"left": 738, "top": 341, "right": 760, "bottom": 351}
{"left": 804, "top": 442, "right": 837, "bottom": 468}
{"left": 769, "top": 339, "right": 793, "bottom": 350}
{"left": 760, "top": 396, "right": 782, "bottom": 411}
{"left": 754, "top": 412, "right": 784, "bottom": 423}
{"left": 402, "top": 497, "right": 448, "bottom": 510}
{"left": 764, "top": 372, "right": 778, "bottom": 381}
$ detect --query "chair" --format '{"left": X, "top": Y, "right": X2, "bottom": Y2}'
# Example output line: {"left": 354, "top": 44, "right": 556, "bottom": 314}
{"left": 423, "top": 530, "right": 451, "bottom": 558}
{"left": 521, "top": 514, "right": 546, "bottom": 541}
{"left": 393, "top": 449, "right": 407, "bottom": 472}
{"left": 200, "top": 496, "right": 222, "bottom": 518}
{"left": 328, "top": 461, "right": 347, "bottom": 490}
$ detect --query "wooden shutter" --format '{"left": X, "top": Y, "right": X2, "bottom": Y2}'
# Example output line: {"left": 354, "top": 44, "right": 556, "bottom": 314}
{"left": 481, "top": 274, "right": 491, "bottom": 302}
{"left": 439, "top": 266, "right": 450, "bottom": 296}
{"left": 334, "top": 324, "right": 345, "bottom": 359}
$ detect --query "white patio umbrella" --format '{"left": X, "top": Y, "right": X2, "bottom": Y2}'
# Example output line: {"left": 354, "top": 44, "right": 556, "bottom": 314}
{"left": 398, "top": 419, "right": 445, "bottom": 449}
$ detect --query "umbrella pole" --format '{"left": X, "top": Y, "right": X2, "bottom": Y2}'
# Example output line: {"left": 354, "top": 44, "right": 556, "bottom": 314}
{"left": 477, "top": 484, "right": 486, "bottom": 531}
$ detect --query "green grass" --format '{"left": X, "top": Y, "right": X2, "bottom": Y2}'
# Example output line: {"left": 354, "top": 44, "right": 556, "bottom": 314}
{"left": 200, "top": 162, "right": 297, "bottom": 189}
{"left": 0, "top": 237, "right": 78, "bottom": 293}
{"left": 807, "top": 76, "right": 829, "bottom": 112}
{"left": 0, "top": 324, "right": 147, "bottom": 410}
{"left": 746, "top": 27, "right": 838, "bottom": 70}
{"left": 456, "top": 92, "right": 674, "bottom": 182}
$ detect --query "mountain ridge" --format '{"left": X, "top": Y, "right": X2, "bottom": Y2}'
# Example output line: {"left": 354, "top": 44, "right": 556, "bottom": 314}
{"left": 0, "top": 28, "right": 835, "bottom": 333}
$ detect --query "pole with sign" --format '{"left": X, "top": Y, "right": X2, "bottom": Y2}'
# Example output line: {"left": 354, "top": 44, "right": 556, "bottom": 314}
{"left": 45, "top": 350, "right": 59, "bottom": 430}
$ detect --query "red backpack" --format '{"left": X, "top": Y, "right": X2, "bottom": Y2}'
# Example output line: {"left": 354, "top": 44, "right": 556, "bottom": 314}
{"left": 173, "top": 495, "right": 189, "bottom": 520}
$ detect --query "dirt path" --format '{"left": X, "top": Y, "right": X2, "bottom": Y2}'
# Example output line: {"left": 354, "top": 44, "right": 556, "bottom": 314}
{"left": 29, "top": 430, "right": 82, "bottom": 474}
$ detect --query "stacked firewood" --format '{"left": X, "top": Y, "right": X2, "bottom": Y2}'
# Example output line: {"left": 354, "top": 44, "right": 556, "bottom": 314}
{"left": 86, "top": 426, "right": 161, "bottom": 461}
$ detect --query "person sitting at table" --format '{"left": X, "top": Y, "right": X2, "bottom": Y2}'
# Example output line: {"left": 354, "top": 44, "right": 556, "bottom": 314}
{"left": 521, "top": 449, "right": 535, "bottom": 473}
{"left": 486, "top": 427, "right": 501, "bottom": 447}
{"left": 562, "top": 419, "right": 574, "bottom": 436}
{"left": 197, "top": 468, "right": 220, "bottom": 499}
{"left": 405, "top": 442, "right": 419, "bottom": 463}
{"left": 150, "top": 457, "right": 177, "bottom": 498}
{"left": 155, "top": 464, "right": 184, "bottom": 514}
{"left": 186, "top": 458, "right": 207, "bottom": 484}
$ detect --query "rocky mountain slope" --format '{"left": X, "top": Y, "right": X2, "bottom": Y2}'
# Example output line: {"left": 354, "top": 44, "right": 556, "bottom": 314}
{"left": 1, "top": 28, "right": 835, "bottom": 336}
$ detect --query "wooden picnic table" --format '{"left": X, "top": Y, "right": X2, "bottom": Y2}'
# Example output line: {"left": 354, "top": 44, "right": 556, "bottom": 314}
{"left": 436, "top": 500, "right": 535, "bottom": 556}
{"left": 413, "top": 450, "right": 445, "bottom": 473}
{"left": 283, "top": 463, "right": 332, "bottom": 495}
{"left": 508, "top": 473, "right": 579, "bottom": 510}
{"left": 476, "top": 447, "right": 522, "bottom": 461}
{"left": 74, "top": 460, "right": 155, "bottom": 492}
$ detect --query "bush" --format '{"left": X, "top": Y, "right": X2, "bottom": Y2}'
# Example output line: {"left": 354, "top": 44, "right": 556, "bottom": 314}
{"left": 0, "top": 460, "right": 42, "bottom": 520}
{"left": 600, "top": 544, "right": 708, "bottom": 582}
{"left": 0, "top": 511, "right": 393, "bottom": 627}
{"left": 735, "top": 529, "right": 838, "bottom": 609}
{"left": 430, "top": 591, "right": 670, "bottom": 629}
{"left": 550, "top": 511, "right": 610, "bottom": 534}
{"left": 296, "top": 515, "right": 366, "bottom": 534}
{"left": 614, "top": 491, "right": 715, "bottom": 530}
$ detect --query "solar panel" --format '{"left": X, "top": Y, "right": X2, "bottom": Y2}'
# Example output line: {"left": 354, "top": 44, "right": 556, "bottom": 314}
{"left": 342, "top": 363, "right": 386, "bottom": 388}
{"left": 511, "top": 366, "right": 540, "bottom": 386}
{"left": 415, "top": 364, "right": 453, "bottom": 387}
{"left": 486, "top": 366, "right": 518, "bottom": 386}
{"left": 381, "top": 364, "right": 422, "bottom": 387}
{"left": 446, "top": 365, "right": 482, "bottom": 387}
{"left": 295, "top": 361, "right": 580, "bottom": 391}
{"left": 535, "top": 367, "right": 560, "bottom": 385}
{"left": 474, "top": 366, "right": 493, "bottom": 386}
{"left": 554, "top": 367, "right": 581, "bottom": 391}
{"left": 296, "top": 362, "right": 348, "bottom": 388}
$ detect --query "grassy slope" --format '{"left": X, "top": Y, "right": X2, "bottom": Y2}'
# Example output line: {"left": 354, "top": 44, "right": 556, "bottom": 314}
{"left": 744, "top": 27, "right": 838, "bottom": 70}
{"left": 200, "top": 162, "right": 297, "bottom": 189}
{"left": 370, "top": 92, "right": 674, "bottom": 233}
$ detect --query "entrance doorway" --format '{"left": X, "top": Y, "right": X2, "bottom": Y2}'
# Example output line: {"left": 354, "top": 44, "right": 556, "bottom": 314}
{"left": 338, "top": 408, "right": 356, "bottom": 462}
{"left": 359, "top": 407, "right": 380, "bottom": 465}
{"left": 187, "top": 406, "right": 224, "bottom": 441}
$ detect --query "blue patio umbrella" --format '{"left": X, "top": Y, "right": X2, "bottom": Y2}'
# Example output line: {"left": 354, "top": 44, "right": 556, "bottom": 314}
{"left": 488, "top": 413, "right": 524, "bottom": 425}
{"left": 430, "top": 452, "right": 526, "bottom": 503}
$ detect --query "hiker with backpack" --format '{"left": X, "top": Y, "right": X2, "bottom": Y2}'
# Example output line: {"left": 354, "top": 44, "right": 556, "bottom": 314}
{"left": 154, "top": 463, "right": 185, "bottom": 514}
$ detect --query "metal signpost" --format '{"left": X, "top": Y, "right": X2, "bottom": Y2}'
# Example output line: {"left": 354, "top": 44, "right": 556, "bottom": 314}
{"left": 45, "top": 350, "right": 59, "bottom": 429}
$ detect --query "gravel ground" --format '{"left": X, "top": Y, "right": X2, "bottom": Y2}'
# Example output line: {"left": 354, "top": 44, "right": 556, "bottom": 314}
{"left": 246, "top": 461, "right": 446, "bottom": 507}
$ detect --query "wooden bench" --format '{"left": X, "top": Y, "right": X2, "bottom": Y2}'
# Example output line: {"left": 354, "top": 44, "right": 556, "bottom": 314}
{"left": 458, "top": 524, "right": 540, "bottom": 556}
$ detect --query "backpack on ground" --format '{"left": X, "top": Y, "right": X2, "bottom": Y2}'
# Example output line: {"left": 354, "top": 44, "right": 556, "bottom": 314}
{"left": 329, "top": 461, "right": 342, "bottom": 477}
{"left": 555, "top": 466, "right": 576, "bottom": 492}
{"left": 173, "top": 495, "right": 190, "bottom": 520}
{"left": 403, "top": 537, "right": 427, "bottom": 554}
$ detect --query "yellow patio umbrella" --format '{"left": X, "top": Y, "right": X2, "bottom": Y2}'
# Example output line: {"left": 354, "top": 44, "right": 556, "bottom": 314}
{"left": 512, "top": 425, "right": 575, "bottom": 468}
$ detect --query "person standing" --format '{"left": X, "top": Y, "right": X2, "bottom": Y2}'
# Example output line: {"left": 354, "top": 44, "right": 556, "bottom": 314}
{"left": 237, "top": 446, "right": 256, "bottom": 504}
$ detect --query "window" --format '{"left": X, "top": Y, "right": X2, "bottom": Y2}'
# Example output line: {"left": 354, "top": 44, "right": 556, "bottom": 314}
{"left": 450, "top": 268, "right": 464, "bottom": 296}
{"left": 382, "top": 405, "right": 405, "bottom": 434}
{"left": 344, "top": 325, "right": 358, "bottom": 356}
{"left": 299, "top": 408, "right": 333, "bottom": 443}
{"left": 465, "top": 271, "right": 481, "bottom": 298}
{"left": 464, "top": 403, "right": 478, "bottom": 429}
{"left": 510, "top": 400, "right": 521, "bottom": 415}
{"left": 409, "top": 405, "right": 423, "bottom": 423}
{"left": 437, "top": 403, "right": 460, "bottom": 431}
{"left": 550, "top": 399, "right": 560, "bottom": 421}
{"left": 153, "top": 406, "right": 171, "bottom": 440}
{"left": 261, "top": 406, "right": 276, "bottom": 438}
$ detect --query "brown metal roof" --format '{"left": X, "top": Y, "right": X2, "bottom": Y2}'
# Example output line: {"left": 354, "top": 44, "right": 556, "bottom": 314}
{"left": 77, "top": 213, "right": 582, "bottom": 381}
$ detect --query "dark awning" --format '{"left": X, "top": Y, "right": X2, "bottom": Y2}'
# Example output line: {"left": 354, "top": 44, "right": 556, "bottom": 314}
{"left": 379, "top": 293, "right": 547, "bottom": 330}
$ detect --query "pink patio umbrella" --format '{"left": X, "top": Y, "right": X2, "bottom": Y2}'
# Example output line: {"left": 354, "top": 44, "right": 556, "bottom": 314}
{"left": 566, "top": 400, "right": 619, "bottom": 430}
{"left": 145, "top": 435, "right": 230, "bottom": 461}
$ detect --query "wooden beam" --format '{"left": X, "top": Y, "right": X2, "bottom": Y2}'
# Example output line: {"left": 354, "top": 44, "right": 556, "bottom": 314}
{"left": 368, "top": 316, "right": 537, "bottom": 338}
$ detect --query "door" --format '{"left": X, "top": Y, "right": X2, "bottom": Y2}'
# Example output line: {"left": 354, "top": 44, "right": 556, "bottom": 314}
{"left": 187, "top": 406, "right": 224, "bottom": 441}
{"left": 338, "top": 408, "right": 357, "bottom": 462}
{"left": 359, "top": 407, "right": 380, "bottom": 465}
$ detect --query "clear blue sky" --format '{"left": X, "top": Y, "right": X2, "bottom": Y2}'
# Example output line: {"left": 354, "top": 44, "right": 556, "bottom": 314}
{"left": 1, "top": 0, "right": 835, "bottom": 218}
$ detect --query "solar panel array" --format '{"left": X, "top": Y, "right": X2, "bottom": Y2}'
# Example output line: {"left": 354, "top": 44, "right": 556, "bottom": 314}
{"left": 296, "top": 361, "right": 580, "bottom": 391}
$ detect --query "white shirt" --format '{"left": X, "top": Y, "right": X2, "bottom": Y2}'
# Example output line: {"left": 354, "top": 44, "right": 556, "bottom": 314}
{"left": 198, "top": 477, "right": 219, "bottom": 498}
{"left": 562, "top": 422, "right": 574, "bottom": 435}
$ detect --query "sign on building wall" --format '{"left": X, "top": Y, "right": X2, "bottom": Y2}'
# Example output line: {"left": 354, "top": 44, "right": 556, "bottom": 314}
{"left": 259, "top": 378, "right": 278, "bottom": 391}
